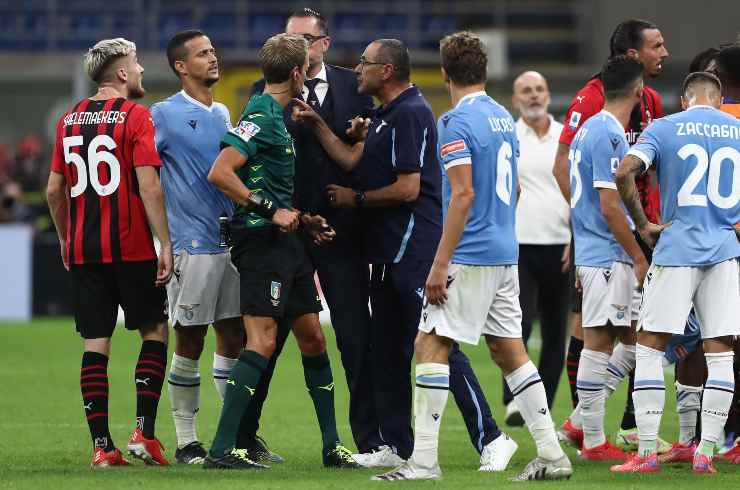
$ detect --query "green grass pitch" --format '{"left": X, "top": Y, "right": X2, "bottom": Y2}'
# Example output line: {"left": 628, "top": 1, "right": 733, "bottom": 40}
{"left": 1, "top": 318, "right": 738, "bottom": 488}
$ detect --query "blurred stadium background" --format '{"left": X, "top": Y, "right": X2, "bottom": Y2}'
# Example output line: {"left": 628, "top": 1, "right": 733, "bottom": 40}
{"left": 0, "top": 0, "right": 739, "bottom": 321}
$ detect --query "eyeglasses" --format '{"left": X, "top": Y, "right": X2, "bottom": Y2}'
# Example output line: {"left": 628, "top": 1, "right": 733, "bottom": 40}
{"left": 299, "top": 33, "right": 327, "bottom": 44}
{"left": 358, "top": 57, "right": 387, "bottom": 68}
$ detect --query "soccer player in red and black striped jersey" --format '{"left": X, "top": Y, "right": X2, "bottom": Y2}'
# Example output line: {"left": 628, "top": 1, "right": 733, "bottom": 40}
{"left": 46, "top": 38, "right": 173, "bottom": 467}
{"left": 552, "top": 19, "right": 670, "bottom": 454}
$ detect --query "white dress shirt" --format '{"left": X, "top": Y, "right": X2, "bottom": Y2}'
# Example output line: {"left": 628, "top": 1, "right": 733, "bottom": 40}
{"left": 301, "top": 63, "right": 329, "bottom": 106}
{"left": 515, "top": 115, "right": 571, "bottom": 245}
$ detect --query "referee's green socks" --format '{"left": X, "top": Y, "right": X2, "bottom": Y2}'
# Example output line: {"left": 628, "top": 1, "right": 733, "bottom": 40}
{"left": 209, "top": 350, "right": 268, "bottom": 457}
{"left": 302, "top": 352, "right": 340, "bottom": 451}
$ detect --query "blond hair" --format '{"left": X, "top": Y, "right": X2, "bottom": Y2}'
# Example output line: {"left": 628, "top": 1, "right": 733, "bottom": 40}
{"left": 84, "top": 38, "right": 136, "bottom": 83}
{"left": 259, "top": 34, "right": 308, "bottom": 83}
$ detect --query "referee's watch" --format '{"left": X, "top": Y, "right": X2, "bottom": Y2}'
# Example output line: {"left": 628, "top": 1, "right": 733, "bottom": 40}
{"left": 354, "top": 190, "right": 366, "bottom": 208}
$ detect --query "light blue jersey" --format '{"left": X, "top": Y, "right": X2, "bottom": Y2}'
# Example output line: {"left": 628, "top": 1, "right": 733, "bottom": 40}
{"left": 437, "top": 91, "right": 519, "bottom": 266}
{"left": 570, "top": 111, "right": 632, "bottom": 268}
{"left": 628, "top": 105, "right": 740, "bottom": 266}
{"left": 151, "top": 91, "right": 234, "bottom": 255}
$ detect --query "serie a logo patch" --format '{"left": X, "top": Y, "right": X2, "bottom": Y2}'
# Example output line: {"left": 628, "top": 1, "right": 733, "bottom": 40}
{"left": 270, "top": 281, "right": 281, "bottom": 306}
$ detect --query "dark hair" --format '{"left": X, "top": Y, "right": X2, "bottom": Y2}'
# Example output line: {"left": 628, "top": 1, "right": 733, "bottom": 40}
{"left": 688, "top": 47, "right": 720, "bottom": 74}
{"left": 609, "top": 19, "right": 658, "bottom": 56}
{"left": 167, "top": 29, "right": 207, "bottom": 77}
{"left": 716, "top": 45, "right": 740, "bottom": 87}
{"left": 287, "top": 7, "right": 329, "bottom": 35}
{"left": 439, "top": 31, "right": 487, "bottom": 86}
{"left": 374, "top": 39, "right": 410, "bottom": 82}
{"left": 601, "top": 55, "right": 644, "bottom": 100}
{"left": 682, "top": 71, "right": 722, "bottom": 97}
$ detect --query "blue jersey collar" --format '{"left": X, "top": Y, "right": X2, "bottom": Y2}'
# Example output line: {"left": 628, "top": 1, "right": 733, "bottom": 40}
{"left": 455, "top": 90, "right": 487, "bottom": 108}
{"left": 179, "top": 89, "right": 214, "bottom": 112}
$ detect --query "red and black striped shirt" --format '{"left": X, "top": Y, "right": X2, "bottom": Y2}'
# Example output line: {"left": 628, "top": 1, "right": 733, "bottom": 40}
{"left": 50, "top": 97, "right": 161, "bottom": 264}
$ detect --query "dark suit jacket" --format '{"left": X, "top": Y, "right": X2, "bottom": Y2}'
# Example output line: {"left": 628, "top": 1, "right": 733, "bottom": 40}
{"left": 250, "top": 64, "right": 373, "bottom": 236}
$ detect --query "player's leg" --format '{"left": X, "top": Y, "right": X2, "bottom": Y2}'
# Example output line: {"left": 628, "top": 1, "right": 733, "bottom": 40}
{"left": 484, "top": 266, "right": 571, "bottom": 481}
{"left": 565, "top": 240, "right": 584, "bottom": 409}
{"left": 73, "top": 263, "right": 127, "bottom": 467}
{"left": 692, "top": 259, "right": 739, "bottom": 472}
{"left": 721, "top": 338, "right": 740, "bottom": 463}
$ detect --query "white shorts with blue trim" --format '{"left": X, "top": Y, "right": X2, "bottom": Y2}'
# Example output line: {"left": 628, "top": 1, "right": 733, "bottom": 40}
{"left": 418, "top": 264, "right": 522, "bottom": 345}
{"left": 577, "top": 262, "right": 640, "bottom": 328}
{"left": 639, "top": 258, "right": 739, "bottom": 338}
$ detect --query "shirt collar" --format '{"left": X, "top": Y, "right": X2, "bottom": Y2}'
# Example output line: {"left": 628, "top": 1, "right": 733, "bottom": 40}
{"left": 455, "top": 90, "right": 487, "bottom": 108}
{"left": 599, "top": 109, "right": 623, "bottom": 128}
{"left": 307, "top": 63, "right": 327, "bottom": 84}
{"left": 687, "top": 104, "right": 715, "bottom": 111}
{"left": 516, "top": 115, "right": 555, "bottom": 140}
{"left": 180, "top": 89, "right": 213, "bottom": 112}
{"left": 377, "top": 85, "right": 418, "bottom": 115}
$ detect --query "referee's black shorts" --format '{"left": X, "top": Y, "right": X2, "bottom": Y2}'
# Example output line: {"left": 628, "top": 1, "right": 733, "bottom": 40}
{"left": 71, "top": 260, "right": 167, "bottom": 339}
{"left": 230, "top": 227, "right": 322, "bottom": 320}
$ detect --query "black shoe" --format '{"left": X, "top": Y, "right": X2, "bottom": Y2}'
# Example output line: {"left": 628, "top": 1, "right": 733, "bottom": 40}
{"left": 203, "top": 448, "right": 269, "bottom": 470}
{"left": 175, "top": 441, "right": 207, "bottom": 464}
{"left": 323, "top": 444, "right": 361, "bottom": 468}
{"left": 244, "top": 435, "right": 285, "bottom": 464}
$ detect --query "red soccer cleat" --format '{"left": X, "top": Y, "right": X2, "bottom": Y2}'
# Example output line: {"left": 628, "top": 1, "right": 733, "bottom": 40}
{"left": 127, "top": 428, "right": 170, "bottom": 465}
{"left": 557, "top": 418, "right": 584, "bottom": 449}
{"left": 692, "top": 453, "right": 717, "bottom": 474}
{"left": 720, "top": 441, "right": 740, "bottom": 464}
{"left": 580, "top": 440, "right": 630, "bottom": 462}
{"left": 610, "top": 453, "right": 660, "bottom": 473}
{"left": 91, "top": 447, "right": 130, "bottom": 468}
{"left": 659, "top": 441, "right": 697, "bottom": 464}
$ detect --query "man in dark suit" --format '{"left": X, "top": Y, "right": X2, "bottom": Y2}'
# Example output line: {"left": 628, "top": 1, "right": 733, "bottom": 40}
{"left": 240, "top": 7, "right": 381, "bottom": 458}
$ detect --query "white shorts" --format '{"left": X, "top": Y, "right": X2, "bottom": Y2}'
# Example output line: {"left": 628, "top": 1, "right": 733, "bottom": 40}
{"left": 167, "top": 250, "right": 241, "bottom": 327}
{"left": 418, "top": 264, "right": 522, "bottom": 345}
{"left": 639, "top": 258, "right": 739, "bottom": 338}
{"left": 578, "top": 262, "right": 640, "bottom": 328}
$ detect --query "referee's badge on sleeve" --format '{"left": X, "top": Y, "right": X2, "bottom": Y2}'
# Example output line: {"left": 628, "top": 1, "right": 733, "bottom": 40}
{"left": 233, "top": 120, "right": 261, "bottom": 142}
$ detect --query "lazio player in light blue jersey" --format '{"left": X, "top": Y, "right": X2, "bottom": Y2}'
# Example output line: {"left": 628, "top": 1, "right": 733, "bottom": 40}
{"left": 613, "top": 72, "right": 740, "bottom": 474}
{"left": 151, "top": 30, "right": 280, "bottom": 466}
{"left": 382, "top": 32, "right": 571, "bottom": 482}
{"left": 565, "top": 56, "right": 650, "bottom": 462}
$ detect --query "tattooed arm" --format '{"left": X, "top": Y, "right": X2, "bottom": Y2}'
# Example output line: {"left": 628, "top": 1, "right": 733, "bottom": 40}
{"left": 615, "top": 154, "right": 668, "bottom": 249}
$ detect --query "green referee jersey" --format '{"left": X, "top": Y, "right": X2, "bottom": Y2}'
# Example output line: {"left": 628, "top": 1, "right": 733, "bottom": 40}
{"left": 221, "top": 93, "right": 295, "bottom": 229}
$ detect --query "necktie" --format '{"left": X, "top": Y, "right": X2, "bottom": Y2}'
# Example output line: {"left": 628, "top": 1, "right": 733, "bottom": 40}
{"left": 305, "top": 78, "right": 321, "bottom": 108}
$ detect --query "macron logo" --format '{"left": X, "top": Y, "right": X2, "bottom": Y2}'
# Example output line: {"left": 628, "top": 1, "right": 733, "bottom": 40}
{"left": 440, "top": 139, "right": 466, "bottom": 158}
{"left": 376, "top": 120, "right": 388, "bottom": 133}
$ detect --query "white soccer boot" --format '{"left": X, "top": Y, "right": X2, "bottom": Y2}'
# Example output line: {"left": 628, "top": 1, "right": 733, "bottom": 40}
{"left": 478, "top": 432, "right": 518, "bottom": 472}
{"left": 372, "top": 460, "right": 441, "bottom": 481}
{"left": 510, "top": 454, "right": 573, "bottom": 481}
{"left": 352, "top": 445, "right": 405, "bottom": 468}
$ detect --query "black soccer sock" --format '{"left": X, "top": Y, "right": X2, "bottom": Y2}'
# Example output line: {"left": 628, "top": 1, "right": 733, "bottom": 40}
{"left": 210, "top": 350, "right": 268, "bottom": 457}
{"left": 82, "top": 351, "right": 114, "bottom": 451}
{"left": 135, "top": 340, "right": 167, "bottom": 439}
{"left": 620, "top": 371, "right": 637, "bottom": 430}
{"left": 302, "top": 352, "right": 340, "bottom": 452}
{"left": 566, "top": 336, "right": 583, "bottom": 408}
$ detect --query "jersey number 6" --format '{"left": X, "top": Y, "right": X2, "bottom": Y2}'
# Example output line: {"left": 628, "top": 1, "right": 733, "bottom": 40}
{"left": 63, "top": 135, "right": 121, "bottom": 198}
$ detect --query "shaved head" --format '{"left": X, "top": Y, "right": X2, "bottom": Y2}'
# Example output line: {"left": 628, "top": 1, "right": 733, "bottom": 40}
{"left": 513, "top": 71, "right": 547, "bottom": 91}
{"left": 512, "top": 70, "right": 551, "bottom": 121}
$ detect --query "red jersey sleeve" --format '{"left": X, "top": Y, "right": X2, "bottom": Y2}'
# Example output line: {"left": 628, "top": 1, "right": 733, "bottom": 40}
{"left": 130, "top": 106, "right": 162, "bottom": 168}
{"left": 50, "top": 115, "right": 66, "bottom": 174}
{"left": 558, "top": 82, "right": 605, "bottom": 146}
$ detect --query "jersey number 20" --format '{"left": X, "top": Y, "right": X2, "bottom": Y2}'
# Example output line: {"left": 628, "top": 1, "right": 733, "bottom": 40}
{"left": 677, "top": 143, "right": 739, "bottom": 209}
{"left": 63, "top": 135, "right": 121, "bottom": 198}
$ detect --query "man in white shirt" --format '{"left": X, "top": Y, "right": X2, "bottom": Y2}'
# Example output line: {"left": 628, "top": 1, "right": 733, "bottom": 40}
{"left": 504, "top": 71, "right": 571, "bottom": 425}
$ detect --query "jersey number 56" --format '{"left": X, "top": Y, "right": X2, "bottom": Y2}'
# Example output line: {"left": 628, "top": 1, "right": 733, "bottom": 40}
{"left": 63, "top": 135, "right": 121, "bottom": 198}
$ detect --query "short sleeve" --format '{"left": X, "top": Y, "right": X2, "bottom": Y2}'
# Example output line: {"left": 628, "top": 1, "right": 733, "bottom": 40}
{"left": 437, "top": 114, "right": 472, "bottom": 170}
{"left": 627, "top": 122, "right": 661, "bottom": 170}
{"left": 559, "top": 85, "right": 603, "bottom": 146}
{"left": 50, "top": 116, "right": 65, "bottom": 174}
{"left": 391, "top": 110, "right": 428, "bottom": 173}
{"left": 592, "top": 130, "right": 623, "bottom": 190}
{"left": 221, "top": 115, "right": 272, "bottom": 161}
{"left": 131, "top": 107, "right": 162, "bottom": 168}
{"left": 150, "top": 103, "right": 167, "bottom": 153}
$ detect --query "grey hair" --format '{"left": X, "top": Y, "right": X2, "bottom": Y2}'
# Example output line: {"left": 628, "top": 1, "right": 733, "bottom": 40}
{"left": 84, "top": 38, "right": 136, "bottom": 82}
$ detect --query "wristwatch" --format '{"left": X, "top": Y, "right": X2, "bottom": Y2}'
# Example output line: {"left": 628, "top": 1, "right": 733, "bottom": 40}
{"left": 354, "top": 190, "right": 366, "bottom": 208}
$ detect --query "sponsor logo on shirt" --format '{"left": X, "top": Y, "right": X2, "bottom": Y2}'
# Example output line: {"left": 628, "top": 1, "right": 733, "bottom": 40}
{"left": 569, "top": 111, "right": 581, "bottom": 129}
{"left": 440, "top": 139, "right": 466, "bottom": 158}
{"left": 233, "top": 120, "right": 261, "bottom": 142}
